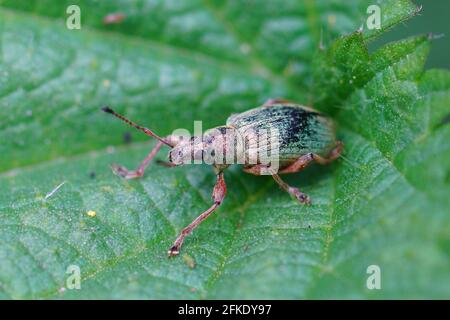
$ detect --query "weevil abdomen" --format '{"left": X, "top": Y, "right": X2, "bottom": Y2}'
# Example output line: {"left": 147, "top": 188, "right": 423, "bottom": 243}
{"left": 226, "top": 103, "right": 336, "bottom": 167}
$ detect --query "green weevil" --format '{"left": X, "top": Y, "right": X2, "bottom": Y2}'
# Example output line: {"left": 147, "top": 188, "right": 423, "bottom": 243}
{"left": 102, "top": 99, "right": 343, "bottom": 256}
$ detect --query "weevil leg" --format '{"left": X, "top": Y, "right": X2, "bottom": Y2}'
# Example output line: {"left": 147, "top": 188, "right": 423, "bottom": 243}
{"left": 272, "top": 173, "right": 311, "bottom": 205}
{"left": 278, "top": 141, "right": 343, "bottom": 174}
{"left": 243, "top": 141, "right": 343, "bottom": 204}
{"left": 111, "top": 140, "right": 165, "bottom": 179}
{"left": 312, "top": 141, "right": 344, "bottom": 165}
{"left": 242, "top": 164, "right": 277, "bottom": 175}
{"left": 263, "top": 98, "right": 294, "bottom": 107}
{"left": 242, "top": 164, "right": 267, "bottom": 175}
{"left": 168, "top": 172, "right": 227, "bottom": 257}
{"left": 277, "top": 153, "right": 313, "bottom": 174}
{"left": 242, "top": 165, "right": 311, "bottom": 204}
{"left": 155, "top": 160, "right": 176, "bottom": 168}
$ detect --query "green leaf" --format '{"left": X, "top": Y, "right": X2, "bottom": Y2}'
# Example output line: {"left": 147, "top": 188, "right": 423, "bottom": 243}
{"left": 0, "top": 1, "right": 449, "bottom": 299}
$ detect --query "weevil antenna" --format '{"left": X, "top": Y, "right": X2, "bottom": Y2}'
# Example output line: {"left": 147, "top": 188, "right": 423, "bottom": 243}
{"left": 102, "top": 106, "right": 173, "bottom": 147}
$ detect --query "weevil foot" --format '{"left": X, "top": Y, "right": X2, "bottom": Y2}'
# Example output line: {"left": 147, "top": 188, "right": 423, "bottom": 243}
{"left": 168, "top": 245, "right": 180, "bottom": 257}
{"left": 272, "top": 174, "right": 311, "bottom": 205}
{"left": 299, "top": 194, "right": 312, "bottom": 206}
{"left": 290, "top": 188, "right": 311, "bottom": 205}
{"left": 110, "top": 163, "right": 142, "bottom": 179}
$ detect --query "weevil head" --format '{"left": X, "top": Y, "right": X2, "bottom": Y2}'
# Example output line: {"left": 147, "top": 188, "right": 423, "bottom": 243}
{"left": 168, "top": 126, "right": 237, "bottom": 166}
{"left": 168, "top": 136, "right": 205, "bottom": 165}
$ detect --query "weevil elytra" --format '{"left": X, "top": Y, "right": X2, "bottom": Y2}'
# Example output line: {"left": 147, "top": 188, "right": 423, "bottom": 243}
{"left": 102, "top": 99, "right": 343, "bottom": 256}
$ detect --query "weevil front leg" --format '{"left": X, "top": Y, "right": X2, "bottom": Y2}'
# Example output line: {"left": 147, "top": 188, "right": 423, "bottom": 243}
{"left": 168, "top": 171, "right": 227, "bottom": 257}
{"left": 111, "top": 135, "right": 178, "bottom": 179}
{"left": 155, "top": 160, "right": 176, "bottom": 168}
{"left": 111, "top": 141, "right": 164, "bottom": 179}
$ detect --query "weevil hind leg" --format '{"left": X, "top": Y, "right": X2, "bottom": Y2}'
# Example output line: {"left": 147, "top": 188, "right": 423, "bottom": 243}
{"left": 168, "top": 172, "right": 227, "bottom": 257}
{"left": 272, "top": 173, "right": 311, "bottom": 205}
{"left": 243, "top": 141, "right": 343, "bottom": 204}
{"left": 278, "top": 141, "right": 343, "bottom": 174}
{"left": 242, "top": 165, "right": 310, "bottom": 205}
{"left": 111, "top": 140, "right": 165, "bottom": 179}
{"left": 312, "top": 141, "right": 343, "bottom": 165}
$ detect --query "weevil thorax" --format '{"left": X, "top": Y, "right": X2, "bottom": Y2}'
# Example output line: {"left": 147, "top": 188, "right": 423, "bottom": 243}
{"left": 169, "top": 126, "right": 239, "bottom": 169}
{"left": 203, "top": 126, "right": 240, "bottom": 169}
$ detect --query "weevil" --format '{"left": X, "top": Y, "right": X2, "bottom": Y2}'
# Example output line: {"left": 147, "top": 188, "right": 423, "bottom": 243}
{"left": 102, "top": 99, "right": 343, "bottom": 256}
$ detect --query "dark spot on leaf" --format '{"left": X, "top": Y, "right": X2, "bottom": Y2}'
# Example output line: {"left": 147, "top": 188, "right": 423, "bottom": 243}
{"left": 123, "top": 132, "right": 132, "bottom": 144}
